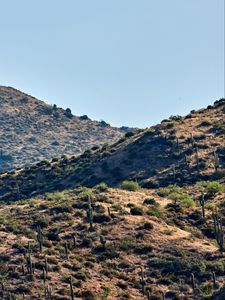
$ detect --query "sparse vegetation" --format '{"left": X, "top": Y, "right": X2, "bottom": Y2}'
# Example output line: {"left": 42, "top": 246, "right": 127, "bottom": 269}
{"left": 119, "top": 181, "right": 140, "bottom": 191}
{"left": 0, "top": 96, "right": 224, "bottom": 299}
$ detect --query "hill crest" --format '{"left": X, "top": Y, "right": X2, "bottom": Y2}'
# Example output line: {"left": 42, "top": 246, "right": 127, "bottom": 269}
{"left": 0, "top": 98, "right": 224, "bottom": 202}
{"left": 0, "top": 86, "right": 133, "bottom": 171}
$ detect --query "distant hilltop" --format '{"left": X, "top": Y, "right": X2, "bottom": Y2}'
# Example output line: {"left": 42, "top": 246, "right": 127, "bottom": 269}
{"left": 0, "top": 86, "right": 137, "bottom": 171}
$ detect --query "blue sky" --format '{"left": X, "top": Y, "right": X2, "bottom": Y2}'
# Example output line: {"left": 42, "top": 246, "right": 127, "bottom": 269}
{"left": 0, "top": 0, "right": 224, "bottom": 128}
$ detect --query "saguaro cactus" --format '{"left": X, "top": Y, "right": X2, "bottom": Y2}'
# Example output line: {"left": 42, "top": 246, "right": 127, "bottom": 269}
{"left": 172, "top": 164, "right": 176, "bottom": 179}
{"left": 69, "top": 276, "right": 74, "bottom": 300}
{"left": 140, "top": 267, "right": 146, "bottom": 295}
{"left": 45, "top": 286, "right": 52, "bottom": 300}
{"left": 87, "top": 197, "right": 93, "bottom": 230}
{"left": 37, "top": 226, "right": 44, "bottom": 252}
{"left": 212, "top": 271, "right": 216, "bottom": 289}
{"left": 190, "top": 133, "right": 194, "bottom": 148}
{"left": 72, "top": 234, "right": 77, "bottom": 248}
{"left": 26, "top": 252, "right": 34, "bottom": 281}
{"left": 100, "top": 235, "right": 106, "bottom": 251}
{"left": 107, "top": 207, "right": 111, "bottom": 217}
{"left": 45, "top": 256, "right": 48, "bottom": 278}
{"left": 191, "top": 273, "right": 195, "bottom": 291}
{"left": 176, "top": 137, "right": 180, "bottom": 154}
{"left": 213, "top": 150, "right": 220, "bottom": 171}
{"left": 199, "top": 193, "right": 205, "bottom": 218}
{"left": 64, "top": 242, "right": 69, "bottom": 259}
{"left": 42, "top": 267, "right": 46, "bottom": 284}
{"left": 195, "top": 147, "right": 199, "bottom": 171}
{"left": 213, "top": 211, "right": 224, "bottom": 252}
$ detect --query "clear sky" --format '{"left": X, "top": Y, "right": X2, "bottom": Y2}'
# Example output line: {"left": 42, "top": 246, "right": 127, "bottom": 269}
{"left": 0, "top": 0, "right": 224, "bottom": 128}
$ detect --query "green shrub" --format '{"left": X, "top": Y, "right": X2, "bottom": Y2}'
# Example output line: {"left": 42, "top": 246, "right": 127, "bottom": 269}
{"left": 130, "top": 206, "right": 143, "bottom": 216}
{"left": 180, "top": 196, "right": 196, "bottom": 208}
{"left": 147, "top": 206, "right": 162, "bottom": 218}
{"left": 119, "top": 181, "right": 140, "bottom": 191}
{"left": 157, "top": 185, "right": 182, "bottom": 197}
{"left": 169, "top": 115, "right": 182, "bottom": 121}
{"left": 158, "top": 185, "right": 195, "bottom": 208}
{"left": 45, "top": 192, "right": 65, "bottom": 202}
{"left": 93, "top": 214, "right": 111, "bottom": 223}
{"left": 200, "top": 119, "right": 212, "bottom": 126}
{"left": 143, "top": 198, "right": 158, "bottom": 206}
{"left": 143, "top": 222, "right": 154, "bottom": 230}
{"left": 196, "top": 181, "right": 225, "bottom": 195}
{"left": 201, "top": 282, "right": 213, "bottom": 297}
{"left": 119, "top": 237, "right": 136, "bottom": 251}
{"left": 78, "top": 189, "right": 96, "bottom": 201}
{"left": 94, "top": 183, "right": 108, "bottom": 192}
{"left": 125, "top": 132, "right": 135, "bottom": 138}
{"left": 134, "top": 244, "right": 153, "bottom": 254}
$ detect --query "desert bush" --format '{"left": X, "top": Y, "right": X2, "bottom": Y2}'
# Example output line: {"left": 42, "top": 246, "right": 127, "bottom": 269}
{"left": 169, "top": 115, "right": 182, "bottom": 121}
{"left": 93, "top": 214, "right": 111, "bottom": 223}
{"left": 130, "top": 206, "right": 143, "bottom": 216}
{"left": 119, "top": 181, "right": 140, "bottom": 191}
{"left": 119, "top": 237, "right": 136, "bottom": 252}
{"left": 147, "top": 206, "right": 162, "bottom": 218}
{"left": 196, "top": 181, "right": 225, "bottom": 196}
{"left": 94, "top": 182, "right": 108, "bottom": 192}
{"left": 50, "top": 204, "right": 73, "bottom": 214}
{"left": 143, "top": 198, "right": 158, "bottom": 206}
{"left": 201, "top": 282, "right": 213, "bottom": 297}
{"left": 158, "top": 185, "right": 195, "bottom": 208}
{"left": 32, "top": 215, "right": 51, "bottom": 228}
{"left": 78, "top": 190, "right": 96, "bottom": 201}
{"left": 143, "top": 222, "right": 154, "bottom": 230}
{"left": 200, "top": 119, "right": 212, "bottom": 127}
{"left": 80, "top": 290, "right": 97, "bottom": 300}
{"left": 211, "top": 121, "right": 225, "bottom": 134}
{"left": 45, "top": 192, "right": 65, "bottom": 202}
{"left": 134, "top": 244, "right": 153, "bottom": 254}
{"left": 125, "top": 131, "right": 135, "bottom": 138}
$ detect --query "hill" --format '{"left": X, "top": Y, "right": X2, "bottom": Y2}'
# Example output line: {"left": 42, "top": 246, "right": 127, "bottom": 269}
{"left": 0, "top": 99, "right": 225, "bottom": 299}
{"left": 0, "top": 86, "right": 133, "bottom": 171}
{"left": 0, "top": 98, "right": 224, "bottom": 202}
{"left": 0, "top": 182, "right": 225, "bottom": 299}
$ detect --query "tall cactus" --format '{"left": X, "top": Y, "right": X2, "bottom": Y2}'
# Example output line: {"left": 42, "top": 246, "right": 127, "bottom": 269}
{"left": 213, "top": 211, "right": 224, "bottom": 253}
{"left": 199, "top": 193, "right": 205, "bottom": 218}
{"left": 72, "top": 234, "right": 77, "bottom": 248}
{"left": 195, "top": 147, "right": 199, "bottom": 171}
{"left": 107, "top": 207, "right": 111, "bottom": 217}
{"left": 172, "top": 164, "right": 176, "bottom": 179}
{"left": 87, "top": 197, "right": 93, "bottom": 230}
{"left": 69, "top": 276, "right": 74, "bottom": 300}
{"left": 64, "top": 242, "right": 69, "bottom": 259}
{"left": 176, "top": 137, "right": 180, "bottom": 154}
{"left": 212, "top": 271, "right": 216, "bottom": 289}
{"left": 191, "top": 273, "right": 196, "bottom": 291}
{"left": 45, "top": 256, "right": 48, "bottom": 278}
{"left": 45, "top": 286, "right": 52, "bottom": 300}
{"left": 213, "top": 150, "right": 219, "bottom": 171}
{"left": 26, "top": 252, "right": 34, "bottom": 281}
{"left": 42, "top": 267, "right": 46, "bottom": 284}
{"left": 190, "top": 133, "right": 194, "bottom": 149}
{"left": 100, "top": 235, "right": 106, "bottom": 251}
{"left": 140, "top": 267, "right": 146, "bottom": 295}
{"left": 37, "top": 226, "right": 44, "bottom": 252}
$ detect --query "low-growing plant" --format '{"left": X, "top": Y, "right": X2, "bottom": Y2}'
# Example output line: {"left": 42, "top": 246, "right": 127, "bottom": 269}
{"left": 130, "top": 206, "right": 143, "bottom": 216}
{"left": 119, "top": 181, "right": 140, "bottom": 191}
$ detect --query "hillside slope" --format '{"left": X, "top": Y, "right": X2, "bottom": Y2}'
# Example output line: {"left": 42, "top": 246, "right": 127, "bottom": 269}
{"left": 0, "top": 98, "right": 224, "bottom": 202}
{"left": 0, "top": 99, "right": 225, "bottom": 300}
{"left": 0, "top": 86, "right": 132, "bottom": 171}
{"left": 0, "top": 183, "right": 225, "bottom": 299}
